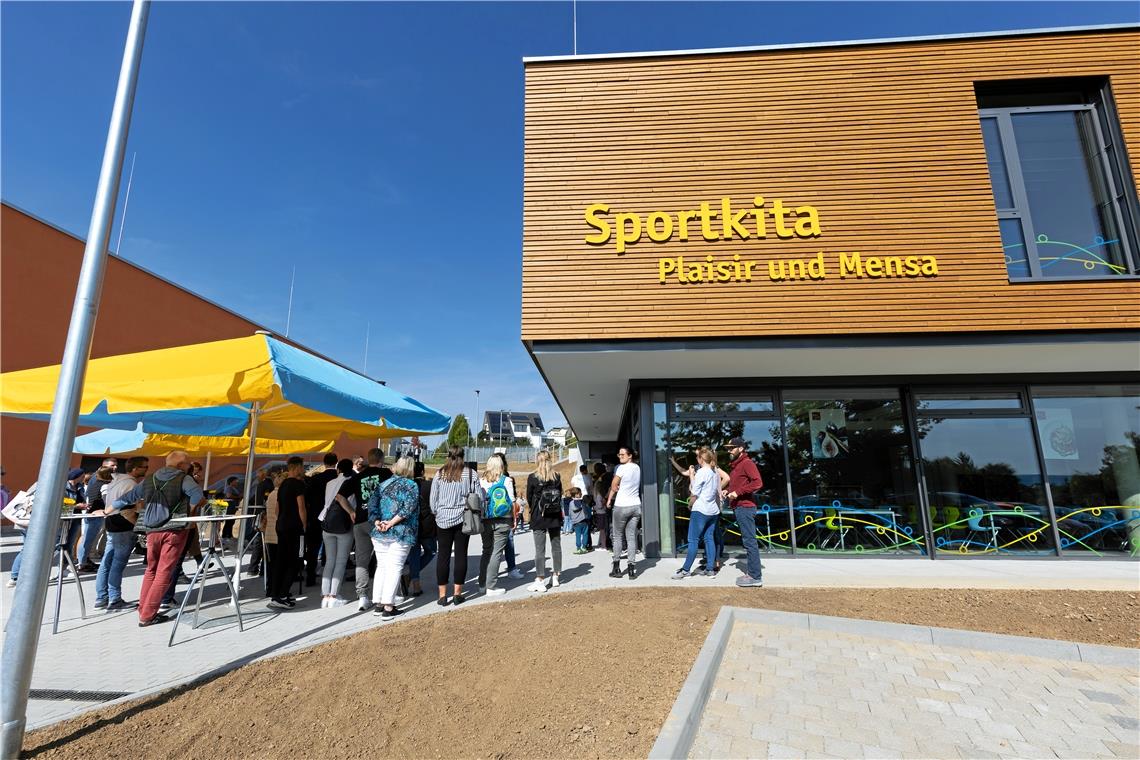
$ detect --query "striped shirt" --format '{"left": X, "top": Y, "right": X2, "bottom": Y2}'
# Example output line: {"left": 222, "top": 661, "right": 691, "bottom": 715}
{"left": 430, "top": 467, "right": 481, "bottom": 529}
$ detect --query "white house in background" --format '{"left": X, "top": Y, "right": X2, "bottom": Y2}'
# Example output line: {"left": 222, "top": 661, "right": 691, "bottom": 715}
{"left": 546, "top": 426, "right": 573, "bottom": 446}
{"left": 484, "top": 410, "right": 545, "bottom": 448}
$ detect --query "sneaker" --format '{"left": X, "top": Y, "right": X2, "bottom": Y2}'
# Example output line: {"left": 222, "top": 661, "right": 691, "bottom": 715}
{"left": 486, "top": 587, "right": 506, "bottom": 596}
{"left": 138, "top": 613, "right": 171, "bottom": 627}
{"left": 436, "top": 597, "right": 451, "bottom": 607}
{"left": 671, "top": 569, "right": 691, "bottom": 580}
{"left": 94, "top": 598, "right": 109, "bottom": 609}
{"left": 5, "top": 579, "right": 15, "bottom": 588}
{"left": 372, "top": 606, "right": 386, "bottom": 616}
{"left": 158, "top": 602, "right": 173, "bottom": 613}
{"left": 358, "top": 596, "right": 373, "bottom": 611}
{"left": 267, "top": 598, "right": 292, "bottom": 610}
{"left": 527, "top": 580, "right": 547, "bottom": 593}
{"left": 508, "top": 568, "right": 524, "bottom": 580}
{"left": 107, "top": 599, "right": 137, "bottom": 611}
{"left": 452, "top": 594, "right": 466, "bottom": 605}
{"left": 320, "top": 598, "right": 330, "bottom": 609}
{"left": 551, "top": 574, "right": 560, "bottom": 588}
{"left": 394, "top": 594, "right": 408, "bottom": 604}
{"left": 331, "top": 598, "right": 348, "bottom": 608}
{"left": 379, "top": 607, "right": 400, "bottom": 621}
{"left": 735, "top": 575, "right": 763, "bottom": 588}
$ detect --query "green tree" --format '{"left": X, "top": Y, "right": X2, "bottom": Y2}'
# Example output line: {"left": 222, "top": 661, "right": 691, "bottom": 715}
{"left": 447, "top": 414, "right": 471, "bottom": 449}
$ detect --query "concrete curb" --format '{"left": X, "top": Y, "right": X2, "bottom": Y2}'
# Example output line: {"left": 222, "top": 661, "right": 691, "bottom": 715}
{"left": 647, "top": 606, "right": 1140, "bottom": 759}
{"left": 648, "top": 606, "right": 734, "bottom": 760}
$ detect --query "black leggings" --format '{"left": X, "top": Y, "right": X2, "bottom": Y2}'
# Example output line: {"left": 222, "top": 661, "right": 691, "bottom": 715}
{"left": 273, "top": 529, "right": 301, "bottom": 600}
{"left": 435, "top": 524, "right": 470, "bottom": 587}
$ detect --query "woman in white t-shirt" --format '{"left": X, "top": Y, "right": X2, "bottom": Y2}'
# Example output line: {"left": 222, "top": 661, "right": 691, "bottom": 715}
{"left": 605, "top": 446, "right": 642, "bottom": 579}
{"left": 672, "top": 447, "right": 721, "bottom": 579}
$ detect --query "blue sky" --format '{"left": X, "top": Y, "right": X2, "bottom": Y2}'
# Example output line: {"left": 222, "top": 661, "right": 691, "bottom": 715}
{"left": 3, "top": 1, "right": 1137, "bottom": 441}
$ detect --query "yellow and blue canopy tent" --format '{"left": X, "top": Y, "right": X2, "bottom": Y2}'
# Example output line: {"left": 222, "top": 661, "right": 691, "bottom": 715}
{"left": 1, "top": 333, "right": 450, "bottom": 582}
{"left": 0, "top": 333, "right": 449, "bottom": 440}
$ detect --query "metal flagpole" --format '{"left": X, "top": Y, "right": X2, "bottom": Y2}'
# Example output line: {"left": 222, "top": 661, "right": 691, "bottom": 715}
{"left": 113, "top": 152, "right": 137, "bottom": 256}
{"left": 285, "top": 266, "right": 296, "bottom": 338}
{"left": 573, "top": 0, "right": 577, "bottom": 55}
{"left": 473, "top": 389, "right": 480, "bottom": 450}
{"left": 363, "top": 321, "right": 370, "bottom": 375}
{"left": 0, "top": 2, "right": 150, "bottom": 755}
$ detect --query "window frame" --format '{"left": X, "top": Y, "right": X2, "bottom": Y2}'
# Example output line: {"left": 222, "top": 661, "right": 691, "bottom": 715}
{"left": 979, "top": 101, "right": 1139, "bottom": 281}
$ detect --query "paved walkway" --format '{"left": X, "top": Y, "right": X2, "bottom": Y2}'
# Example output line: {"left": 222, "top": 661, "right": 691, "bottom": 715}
{"left": 1, "top": 530, "right": 1136, "bottom": 730}
{"left": 688, "top": 617, "right": 1140, "bottom": 760}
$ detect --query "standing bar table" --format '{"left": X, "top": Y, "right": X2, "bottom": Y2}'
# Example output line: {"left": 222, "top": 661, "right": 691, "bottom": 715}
{"left": 51, "top": 513, "right": 88, "bottom": 634}
{"left": 166, "top": 513, "right": 256, "bottom": 647}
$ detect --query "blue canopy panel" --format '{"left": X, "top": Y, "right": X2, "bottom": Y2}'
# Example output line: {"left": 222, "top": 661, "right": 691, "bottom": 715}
{"left": 72, "top": 425, "right": 148, "bottom": 455}
{"left": 266, "top": 336, "right": 449, "bottom": 433}
{"left": 11, "top": 400, "right": 250, "bottom": 437}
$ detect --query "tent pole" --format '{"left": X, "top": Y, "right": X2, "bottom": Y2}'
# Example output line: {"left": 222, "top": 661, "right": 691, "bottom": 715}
{"left": 0, "top": 2, "right": 150, "bottom": 756}
{"left": 234, "top": 402, "right": 260, "bottom": 597}
{"left": 202, "top": 450, "right": 212, "bottom": 494}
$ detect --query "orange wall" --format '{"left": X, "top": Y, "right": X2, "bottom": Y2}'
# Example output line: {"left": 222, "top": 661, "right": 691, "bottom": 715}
{"left": 522, "top": 28, "right": 1140, "bottom": 341}
{"left": 0, "top": 204, "right": 362, "bottom": 490}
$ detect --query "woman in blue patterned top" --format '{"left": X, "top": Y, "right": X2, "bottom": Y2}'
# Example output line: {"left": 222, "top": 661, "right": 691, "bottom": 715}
{"left": 367, "top": 456, "right": 419, "bottom": 621}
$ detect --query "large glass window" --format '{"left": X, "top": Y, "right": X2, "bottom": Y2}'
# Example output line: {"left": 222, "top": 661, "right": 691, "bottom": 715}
{"left": 916, "top": 391, "right": 1053, "bottom": 556}
{"left": 664, "top": 396, "right": 790, "bottom": 559}
{"left": 784, "top": 390, "right": 922, "bottom": 555}
{"left": 1032, "top": 386, "right": 1140, "bottom": 557}
{"left": 977, "top": 80, "right": 1138, "bottom": 280}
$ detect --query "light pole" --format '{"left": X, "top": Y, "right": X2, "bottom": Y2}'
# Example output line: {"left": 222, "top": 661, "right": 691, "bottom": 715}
{"left": 473, "top": 389, "right": 480, "bottom": 451}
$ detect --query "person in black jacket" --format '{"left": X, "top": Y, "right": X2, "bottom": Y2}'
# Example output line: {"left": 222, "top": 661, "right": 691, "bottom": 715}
{"left": 526, "top": 450, "right": 563, "bottom": 593}
{"left": 405, "top": 461, "right": 436, "bottom": 596}
{"left": 304, "top": 452, "right": 339, "bottom": 585}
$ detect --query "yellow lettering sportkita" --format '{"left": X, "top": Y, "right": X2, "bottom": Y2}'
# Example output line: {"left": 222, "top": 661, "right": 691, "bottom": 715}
{"left": 585, "top": 196, "right": 822, "bottom": 253}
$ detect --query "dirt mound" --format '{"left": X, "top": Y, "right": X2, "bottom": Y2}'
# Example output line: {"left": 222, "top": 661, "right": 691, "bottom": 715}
{"left": 24, "top": 587, "right": 1138, "bottom": 759}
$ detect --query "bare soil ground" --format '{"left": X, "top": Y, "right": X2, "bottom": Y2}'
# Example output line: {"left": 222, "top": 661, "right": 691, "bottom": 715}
{"left": 24, "top": 587, "right": 1138, "bottom": 759}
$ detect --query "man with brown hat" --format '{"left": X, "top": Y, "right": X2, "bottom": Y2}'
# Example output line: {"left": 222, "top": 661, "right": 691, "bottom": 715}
{"left": 722, "top": 436, "right": 764, "bottom": 587}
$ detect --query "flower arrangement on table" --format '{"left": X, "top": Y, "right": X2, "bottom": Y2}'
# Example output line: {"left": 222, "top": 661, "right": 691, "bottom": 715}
{"left": 60, "top": 497, "right": 77, "bottom": 515}
{"left": 207, "top": 499, "right": 229, "bottom": 517}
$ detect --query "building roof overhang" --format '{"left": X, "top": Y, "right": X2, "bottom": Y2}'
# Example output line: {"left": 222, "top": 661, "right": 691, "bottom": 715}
{"left": 527, "top": 331, "right": 1140, "bottom": 442}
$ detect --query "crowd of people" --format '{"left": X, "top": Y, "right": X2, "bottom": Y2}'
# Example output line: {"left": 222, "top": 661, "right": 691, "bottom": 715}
{"left": 3, "top": 434, "right": 766, "bottom": 630}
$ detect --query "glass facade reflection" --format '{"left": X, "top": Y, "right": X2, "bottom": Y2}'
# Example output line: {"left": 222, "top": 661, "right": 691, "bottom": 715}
{"left": 785, "top": 390, "right": 922, "bottom": 555}
{"left": 1032, "top": 386, "right": 1140, "bottom": 557}
{"left": 647, "top": 383, "right": 1137, "bottom": 560}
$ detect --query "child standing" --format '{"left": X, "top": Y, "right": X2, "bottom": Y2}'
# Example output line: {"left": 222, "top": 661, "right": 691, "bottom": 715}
{"left": 569, "top": 488, "right": 589, "bottom": 554}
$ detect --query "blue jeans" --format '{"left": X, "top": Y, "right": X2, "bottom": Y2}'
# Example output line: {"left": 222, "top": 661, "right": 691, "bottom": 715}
{"left": 78, "top": 515, "right": 104, "bottom": 565}
{"left": 683, "top": 511, "right": 718, "bottom": 572}
{"left": 407, "top": 536, "right": 437, "bottom": 581}
{"left": 734, "top": 507, "right": 762, "bottom": 580}
{"left": 95, "top": 531, "right": 134, "bottom": 603}
{"left": 573, "top": 522, "right": 589, "bottom": 549}
{"left": 9, "top": 528, "right": 28, "bottom": 580}
{"left": 11, "top": 521, "right": 81, "bottom": 581}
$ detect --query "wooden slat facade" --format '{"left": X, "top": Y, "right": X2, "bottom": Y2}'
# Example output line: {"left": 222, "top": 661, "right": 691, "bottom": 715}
{"left": 522, "top": 28, "right": 1140, "bottom": 341}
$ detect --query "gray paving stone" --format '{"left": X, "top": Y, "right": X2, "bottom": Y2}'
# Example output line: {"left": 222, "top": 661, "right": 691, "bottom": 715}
{"left": 685, "top": 616, "right": 1137, "bottom": 760}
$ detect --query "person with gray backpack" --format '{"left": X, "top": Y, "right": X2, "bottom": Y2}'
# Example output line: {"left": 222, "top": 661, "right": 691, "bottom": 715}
{"left": 111, "top": 450, "right": 204, "bottom": 627}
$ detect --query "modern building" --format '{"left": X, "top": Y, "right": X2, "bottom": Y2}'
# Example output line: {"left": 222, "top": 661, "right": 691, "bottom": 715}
{"left": 483, "top": 410, "right": 545, "bottom": 448}
{"left": 521, "top": 25, "right": 1140, "bottom": 560}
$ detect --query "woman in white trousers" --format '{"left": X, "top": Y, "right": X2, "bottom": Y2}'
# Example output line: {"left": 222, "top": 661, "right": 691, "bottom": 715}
{"left": 367, "top": 456, "right": 420, "bottom": 621}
